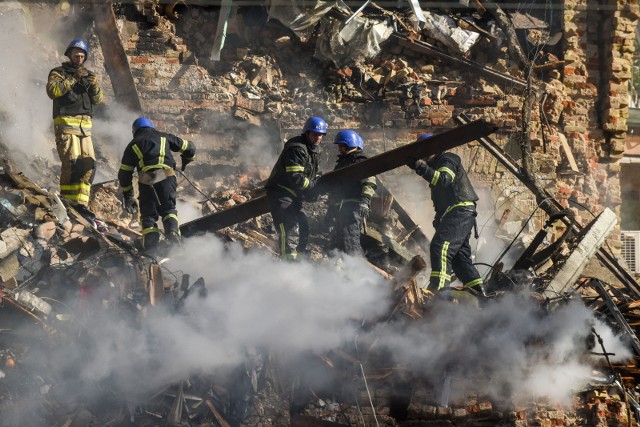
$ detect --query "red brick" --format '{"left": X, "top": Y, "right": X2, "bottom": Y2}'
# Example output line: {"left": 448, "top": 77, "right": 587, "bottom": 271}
{"left": 130, "top": 56, "right": 150, "bottom": 64}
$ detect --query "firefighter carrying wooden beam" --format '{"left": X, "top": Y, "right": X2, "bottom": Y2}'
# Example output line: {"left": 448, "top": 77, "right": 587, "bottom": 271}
{"left": 406, "top": 133, "right": 485, "bottom": 296}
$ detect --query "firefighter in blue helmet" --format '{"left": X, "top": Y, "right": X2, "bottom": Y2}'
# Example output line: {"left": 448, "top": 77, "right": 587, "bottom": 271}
{"left": 324, "top": 130, "right": 377, "bottom": 256}
{"left": 118, "top": 117, "right": 196, "bottom": 252}
{"left": 265, "top": 116, "right": 327, "bottom": 260}
{"left": 46, "top": 39, "right": 104, "bottom": 220}
{"left": 406, "top": 133, "right": 484, "bottom": 296}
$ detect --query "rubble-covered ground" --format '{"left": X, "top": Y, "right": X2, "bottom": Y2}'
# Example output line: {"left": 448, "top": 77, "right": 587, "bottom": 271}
{"left": 0, "top": 154, "right": 638, "bottom": 427}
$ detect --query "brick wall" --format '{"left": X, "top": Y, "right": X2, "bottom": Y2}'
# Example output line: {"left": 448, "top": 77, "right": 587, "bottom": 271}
{"left": 88, "top": 4, "right": 639, "bottom": 254}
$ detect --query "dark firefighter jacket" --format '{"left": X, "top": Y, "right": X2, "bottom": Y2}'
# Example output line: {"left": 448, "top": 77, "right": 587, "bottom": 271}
{"left": 265, "top": 135, "right": 320, "bottom": 198}
{"left": 327, "top": 151, "right": 377, "bottom": 209}
{"left": 118, "top": 128, "right": 196, "bottom": 193}
{"left": 46, "top": 62, "right": 103, "bottom": 119}
{"left": 417, "top": 152, "right": 478, "bottom": 222}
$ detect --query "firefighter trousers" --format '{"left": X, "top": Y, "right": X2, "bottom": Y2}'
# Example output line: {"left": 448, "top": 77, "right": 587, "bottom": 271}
{"left": 139, "top": 175, "right": 178, "bottom": 250}
{"left": 333, "top": 203, "right": 364, "bottom": 256}
{"left": 55, "top": 129, "right": 95, "bottom": 207}
{"left": 267, "top": 191, "right": 308, "bottom": 260}
{"left": 429, "top": 207, "right": 483, "bottom": 292}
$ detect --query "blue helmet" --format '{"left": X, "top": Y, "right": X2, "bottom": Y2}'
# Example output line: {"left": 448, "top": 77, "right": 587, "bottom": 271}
{"left": 417, "top": 133, "right": 433, "bottom": 141}
{"left": 132, "top": 117, "right": 155, "bottom": 136}
{"left": 64, "top": 39, "right": 89, "bottom": 57}
{"left": 303, "top": 116, "right": 327, "bottom": 134}
{"left": 334, "top": 130, "right": 363, "bottom": 150}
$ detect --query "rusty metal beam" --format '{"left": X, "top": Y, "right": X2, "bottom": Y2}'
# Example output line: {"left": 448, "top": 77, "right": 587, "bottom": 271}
{"left": 92, "top": 1, "right": 142, "bottom": 113}
{"left": 181, "top": 119, "right": 497, "bottom": 237}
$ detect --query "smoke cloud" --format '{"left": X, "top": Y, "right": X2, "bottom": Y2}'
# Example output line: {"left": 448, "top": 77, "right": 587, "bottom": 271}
{"left": 9, "top": 237, "right": 391, "bottom": 406}
{"left": 2, "top": 230, "right": 632, "bottom": 426}
{"left": 0, "top": 3, "right": 56, "bottom": 174}
{"left": 362, "top": 291, "right": 631, "bottom": 406}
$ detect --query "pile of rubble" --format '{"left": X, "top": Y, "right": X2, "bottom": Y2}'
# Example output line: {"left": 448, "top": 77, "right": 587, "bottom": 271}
{"left": 2, "top": 131, "right": 640, "bottom": 426}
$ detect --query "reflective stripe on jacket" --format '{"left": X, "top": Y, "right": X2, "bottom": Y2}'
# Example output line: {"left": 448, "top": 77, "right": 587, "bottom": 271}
{"left": 265, "top": 135, "right": 320, "bottom": 198}
{"left": 46, "top": 62, "right": 103, "bottom": 119}
{"left": 419, "top": 152, "right": 478, "bottom": 222}
{"left": 118, "top": 127, "right": 196, "bottom": 192}
{"left": 327, "top": 151, "right": 377, "bottom": 210}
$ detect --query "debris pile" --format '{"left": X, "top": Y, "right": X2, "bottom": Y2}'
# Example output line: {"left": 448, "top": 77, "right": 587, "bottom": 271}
{"left": 2, "top": 139, "right": 640, "bottom": 426}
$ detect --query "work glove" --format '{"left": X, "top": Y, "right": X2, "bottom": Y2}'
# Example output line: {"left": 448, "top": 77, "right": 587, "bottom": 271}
{"left": 85, "top": 72, "right": 98, "bottom": 86}
{"left": 304, "top": 177, "right": 320, "bottom": 201}
{"left": 122, "top": 191, "right": 138, "bottom": 215}
{"left": 358, "top": 203, "right": 370, "bottom": 219}
{"left": 406, "top": 157, "right": 427, "bottom": 175}
{"left": 181, "top": 155, "right": 193, "bottom": 171}
{"left": 73, "top": 67, "right": 89, "bottom": 80}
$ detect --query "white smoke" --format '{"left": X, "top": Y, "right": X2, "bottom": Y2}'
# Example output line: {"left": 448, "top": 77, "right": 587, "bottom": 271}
{"left": 0, "top": 3, "right": 56, "bottom": 171}
{"left": 27, "top": 236, "right": 392, "bottom": 402}
{"left": 1, "top": 229, "right": 632, "bottom": 426}
{"left": 91, "top": 102, "right": 141, "bottom": 182}
{"left": 362, "top": 291, "right": 632, "bottom": 406}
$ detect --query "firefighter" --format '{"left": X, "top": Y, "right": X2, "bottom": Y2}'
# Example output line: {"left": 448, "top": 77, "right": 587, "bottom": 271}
{"left": 324, "top": 130, "right": 377, "bottom": 256}
{"left": 118, "top": 117, "right": 196, "bottom": 252}
{"left": 265, "top": 116, "right": 327, "bottom": 260}
{"left": 406, "top": 133, "right": 484, "bottom": 295}
{"left": 46, "top": 39, "right": 104, "bottom": 220}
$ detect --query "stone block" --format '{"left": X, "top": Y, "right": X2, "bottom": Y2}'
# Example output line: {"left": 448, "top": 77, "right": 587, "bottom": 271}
{"left": 236, "top": 94, "right": 264, "bottom": 113}
{"left": 34, "top": 222, "right": 56, "bottom": 241}
{"left": 453, "top": 408, "right": 467, "bottom": 417}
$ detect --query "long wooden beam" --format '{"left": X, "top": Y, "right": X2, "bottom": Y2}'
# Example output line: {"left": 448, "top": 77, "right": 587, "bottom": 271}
{"left": 180, "top": 119, "right": 497, "bottom": 237}
{"left": 92, "top": 1, "right": 143, "bottom": 113}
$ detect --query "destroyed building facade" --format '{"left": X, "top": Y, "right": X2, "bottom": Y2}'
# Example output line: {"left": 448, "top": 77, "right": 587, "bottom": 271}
{"left": 2, "top": 0, "right": 640, "bottom": 426}
{"left": 62, "top": 0, "right": 637, "bottom": 262}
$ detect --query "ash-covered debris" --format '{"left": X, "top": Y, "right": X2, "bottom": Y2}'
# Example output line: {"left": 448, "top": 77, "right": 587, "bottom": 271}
{"left": 0, "top": 156, "right": 639, "bottom": 427}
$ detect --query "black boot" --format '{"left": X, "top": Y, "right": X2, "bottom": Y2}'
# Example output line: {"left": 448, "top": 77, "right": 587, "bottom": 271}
{"left": 166, "top": 230, "right": 182, "bottom": 246}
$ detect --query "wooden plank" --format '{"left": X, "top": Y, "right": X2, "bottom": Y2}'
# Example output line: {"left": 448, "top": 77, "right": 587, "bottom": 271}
{"left": 149, "top": 264, "right": 164, "bottom": 306}
{"left": 92, "top": 1, "right": 142, "bottom": 112}
{"left": 205, "top": 400, "right": 232, "bottom": 427}
{"left": 181, "top": 119, "right": 496, "bottom": 237}
{"left": 364, "top": 227, "right": 414, "bottom": 263}
{"left": 544, "top": 208, "right": 617, "bottom": 299}
{"left": 558, "top": 133, "right": 579, "bottom": 172}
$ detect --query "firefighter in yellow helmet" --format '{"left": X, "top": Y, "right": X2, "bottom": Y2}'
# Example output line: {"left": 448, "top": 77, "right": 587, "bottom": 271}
{"left": 46, "top": 39, "right": 104, "bottom": 221}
